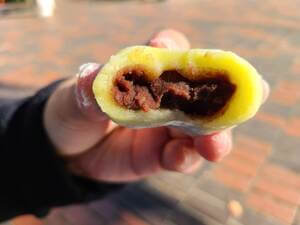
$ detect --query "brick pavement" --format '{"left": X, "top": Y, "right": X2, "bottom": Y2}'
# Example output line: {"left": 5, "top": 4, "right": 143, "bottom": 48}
{"left": 1, "top": 0, "right": 300, "bottom": 224}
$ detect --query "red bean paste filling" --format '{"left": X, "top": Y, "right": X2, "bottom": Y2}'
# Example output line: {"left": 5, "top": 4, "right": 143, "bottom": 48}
{"left": 114, "top": 69, "right": 236, "bottom": 117}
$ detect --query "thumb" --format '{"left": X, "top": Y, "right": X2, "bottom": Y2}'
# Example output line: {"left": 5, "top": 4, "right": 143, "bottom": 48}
{"left": 44, "top": 63, "right": 116, "bottom": 156}
{"left": 75, "top": 63, "right": 106, "bottom": 121}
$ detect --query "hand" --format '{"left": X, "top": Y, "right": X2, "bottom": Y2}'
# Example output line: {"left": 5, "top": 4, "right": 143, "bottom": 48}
{"left": 44, "top": 29, "right": 270, "bottom": 182}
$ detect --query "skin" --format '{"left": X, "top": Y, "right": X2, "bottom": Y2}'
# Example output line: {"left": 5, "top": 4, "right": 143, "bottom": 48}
{"left": 44, "top": 29, "right": 269, "bottom": 182}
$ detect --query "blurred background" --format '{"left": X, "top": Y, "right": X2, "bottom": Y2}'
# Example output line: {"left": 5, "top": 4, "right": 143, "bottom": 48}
{"left": 1, "top": 0, "right": 300, "bottom": 224}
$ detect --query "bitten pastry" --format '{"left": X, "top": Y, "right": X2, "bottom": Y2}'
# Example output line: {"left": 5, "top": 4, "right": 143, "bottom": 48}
{"left": 92, "top": 46, "right": 263, "bottom": 134}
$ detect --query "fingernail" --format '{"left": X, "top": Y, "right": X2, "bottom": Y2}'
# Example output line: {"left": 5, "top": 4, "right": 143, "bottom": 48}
{"left": 151, "top": 37, "right": 181, "bottom": 50}
{"left": 77, "top": 63, "right": 100, "bottom": 79}
{"left": 179, "top": 147, "right": 195, "bottom": 171}
{"left": 262, "top": 79, "right": 270, "bottom": 104}
{"left": 213, "top": 132, "right": 231, "bottom": 159}
{"left": 211, "top": 131, "right": 225, "bottom": 144}
{"left": 75, "top": 63, "right": 100, "bottom": 109}
{"left": 177, "top": 141, "right": 200, "bottom": 170}
{"left": 75, "top": 84, "right": 92, "bottom": 109}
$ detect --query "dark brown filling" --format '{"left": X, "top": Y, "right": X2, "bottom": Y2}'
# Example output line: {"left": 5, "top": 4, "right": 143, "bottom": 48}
{"left": 113, "top": 68, "right": 236, "bottom": 117}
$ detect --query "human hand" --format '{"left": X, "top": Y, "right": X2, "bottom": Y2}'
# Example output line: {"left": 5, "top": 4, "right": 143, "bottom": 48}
{"left": 44, "top": 29, "right": 269, "bottom": 182}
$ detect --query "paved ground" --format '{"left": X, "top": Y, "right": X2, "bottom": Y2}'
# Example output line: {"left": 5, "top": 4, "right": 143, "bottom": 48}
{"left": 1, "top": 0, "right": 300, "bottom": 224}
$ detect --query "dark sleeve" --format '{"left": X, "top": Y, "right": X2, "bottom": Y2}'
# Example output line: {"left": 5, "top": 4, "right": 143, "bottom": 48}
{"left": 0, "top": 80, "right": 124, "bottom": 222}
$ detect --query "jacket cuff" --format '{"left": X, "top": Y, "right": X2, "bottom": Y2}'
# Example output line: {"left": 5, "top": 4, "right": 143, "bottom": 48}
{"left": 1, "top": 80, "right": 124, "bottom": 220}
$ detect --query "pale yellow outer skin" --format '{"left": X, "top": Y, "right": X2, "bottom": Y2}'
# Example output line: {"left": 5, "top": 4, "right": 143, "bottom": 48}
{"left": 93, "top": 46, "right": 263, "bottom": 134}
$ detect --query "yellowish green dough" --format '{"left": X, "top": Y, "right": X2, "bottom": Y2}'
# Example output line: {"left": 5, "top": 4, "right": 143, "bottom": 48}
{"left": 93, "top": 46, "right": 263, "bottom": 134}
